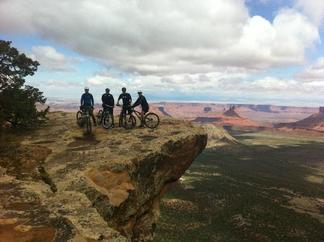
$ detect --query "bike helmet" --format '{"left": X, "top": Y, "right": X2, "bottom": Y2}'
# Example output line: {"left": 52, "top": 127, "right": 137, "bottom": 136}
{"left": 84, "top": 86, "right": 89, "bottom": 90}
{"left": 105, "top": 88, "right": 110, "bottom": 92}
{"left": 138, "top": 90, "right": 143, "bottom": 94}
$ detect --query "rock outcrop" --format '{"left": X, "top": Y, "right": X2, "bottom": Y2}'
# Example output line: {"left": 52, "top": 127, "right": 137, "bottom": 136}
{"left": 223, "top": 105, "right": 240, "bottom": 118}
{"left": 202, "top": 124, "right": 238, "bottom": 148}
{"left": 0, "top": 112, "right": 207, "bottom": 242}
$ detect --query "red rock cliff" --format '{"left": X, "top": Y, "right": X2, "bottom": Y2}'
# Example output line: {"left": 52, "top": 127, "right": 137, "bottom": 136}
{"left": 0, "top": 112, "right": 207, "bottom": 242}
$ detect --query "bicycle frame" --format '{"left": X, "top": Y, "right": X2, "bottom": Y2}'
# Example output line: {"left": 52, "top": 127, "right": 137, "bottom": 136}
{"left": 99, "top": 108, "right": 110, "bottom": 121}
{"left": 131, "top": 109, "right": 143, "bottom": 120}
{"left": 81, "top": 107, "right": 91, "bottom": 118}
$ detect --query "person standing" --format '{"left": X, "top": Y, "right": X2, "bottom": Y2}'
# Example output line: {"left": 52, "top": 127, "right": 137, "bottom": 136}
{"left": 80, "top": 87, "right": 96, "bottom": 125}
{"left": 101, "top": 88, "right": 115, "bottom": 127}
{"left": 132, "top": 90, "right": 149, "bottom": 127}
{"left": 117, "top": 87, "right": 132, "bottom": 115}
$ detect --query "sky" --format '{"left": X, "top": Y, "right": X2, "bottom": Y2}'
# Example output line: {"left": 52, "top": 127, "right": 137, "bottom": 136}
{"left": 0, "top": 0, "right": 324, "bottom": 106}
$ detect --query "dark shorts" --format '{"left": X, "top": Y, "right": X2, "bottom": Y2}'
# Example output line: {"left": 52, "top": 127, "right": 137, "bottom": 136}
{"left": 104, "top": 107, "right": 114, "bottom": 115}
{"left": 81, "top": 105, "right": 93, "bottom": 113}
{"left": 122, "top": 106, "right": 132, "bottom": 115}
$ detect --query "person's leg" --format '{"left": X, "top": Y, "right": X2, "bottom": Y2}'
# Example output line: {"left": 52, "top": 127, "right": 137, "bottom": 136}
{"left": 140, "top": 110, "right": 144, "bottom": 127}
{"left": 110, "top": 108, "right": 115, "bottom": 127}
{"left": 90, "top": 108, "right": 97, "bottom": 125}
{"left": 101, "top": 108, "right": 106, "bottom": 124}
{"left": 120, "top": 107, "right": 126, "bottom": 127}
{"left": 127, "top": 106, "right": 132, "bottom": 115}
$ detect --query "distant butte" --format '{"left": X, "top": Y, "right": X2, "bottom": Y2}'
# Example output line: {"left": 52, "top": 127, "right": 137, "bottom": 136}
{"left": 275, "top": 107, "right": 324, "bottom": 132}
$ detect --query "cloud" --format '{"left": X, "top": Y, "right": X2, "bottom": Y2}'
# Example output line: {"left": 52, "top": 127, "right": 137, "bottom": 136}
{"left": 86, "top": 74, "right": 128, "bottom": 89}
{"left": 0, "top": 0, "right": 320, "bottom": 75}
{"left": 28, "top": 79, "right": 81, "bottom": 88}
{"left": 295, "top": 0, "right": 324, "bottom": 26}
{"left": 129, "top": 72, "right": 324, "bottom": 99}
{"left": 29, "top": 46, "right": 78, "bottom": 71}
{"left": 296, "top": 57, "right": 324, "bottom": 82}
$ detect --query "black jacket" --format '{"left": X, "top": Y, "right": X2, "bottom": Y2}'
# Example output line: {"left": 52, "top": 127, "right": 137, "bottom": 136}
{"left": 102, "top": 93, "right": 114, "bottom": 107}
{"left": 132, "top": 95, "right": 149, "bottom": 112}
{"left": 118, "top": 93, "right": 132, "bottom": 107}
{"left": 81, "top": 93, "right": 94, "bottom": 106}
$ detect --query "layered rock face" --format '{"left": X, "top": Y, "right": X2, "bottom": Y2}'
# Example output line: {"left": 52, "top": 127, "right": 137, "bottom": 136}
{"left": 0, "top": 112, "right": 207, "bottom": 242}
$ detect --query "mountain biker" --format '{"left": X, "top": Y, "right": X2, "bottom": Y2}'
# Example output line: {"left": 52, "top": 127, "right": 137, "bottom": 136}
{"left": 132, "top": 90, "right": 149, "bottom": 127}
{"left": 101, "top": 88, "right": 115, "bottom": 127}
{"left": 117, "top": 87, "right": 132, "bottom": 116}
{"left": 80, "top": 87, "right": 96, "bottom": 125}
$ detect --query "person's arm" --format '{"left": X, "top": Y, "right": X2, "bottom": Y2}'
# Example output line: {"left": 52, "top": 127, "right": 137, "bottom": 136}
{"left": 102, "top": 95, "right": 108, "bottom": 108}
{"left": 132, "top": 97, "right": 140, "bottom": 108}
{"left": 112, "top": 96, "right": 115, "bottom": 107}
{"left": 90, "top": 94, "right": 94, "bottom": 107}
{"left": 117, "top": 94, "right": 122, "bottom": 106}
{"left": 81, "top": 94, "right": 84, "bottom": 106}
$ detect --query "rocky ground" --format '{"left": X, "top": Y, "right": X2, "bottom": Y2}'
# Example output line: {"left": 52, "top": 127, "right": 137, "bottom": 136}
{"left": 0, "top": 112, "right": 212, "bottom": 241}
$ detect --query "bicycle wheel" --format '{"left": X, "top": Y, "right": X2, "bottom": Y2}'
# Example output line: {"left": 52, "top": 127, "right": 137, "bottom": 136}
{"left": 76, "top": 111, "right": 83, "bottom": 127}
{"left": 102, "top": 113, "right": 114, "bottom": 129}
{"left": 97, "top": 110, "right": 103, "bottom": 125}
{"left": 85, "top": 117, "right": 92, "bottom": 135}
{"left": 124, "top": 114, "right": 136, "bottom": 129}
{"left": 144, "top": 113, "right": 160, "bottom": 129}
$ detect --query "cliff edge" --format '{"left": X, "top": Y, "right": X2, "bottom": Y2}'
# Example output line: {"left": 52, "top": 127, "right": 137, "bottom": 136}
{"left": 0, "top": 112, "right": 207, "bottom": 242}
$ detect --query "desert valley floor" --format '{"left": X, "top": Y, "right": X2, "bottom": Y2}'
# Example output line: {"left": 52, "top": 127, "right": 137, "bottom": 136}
{"left": 155, "top": 127, "right": 324, "bottom": 241}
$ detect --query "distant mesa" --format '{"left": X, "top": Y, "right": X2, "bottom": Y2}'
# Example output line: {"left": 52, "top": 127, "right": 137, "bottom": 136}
{"left": 193, "top": 105, "right": 260, "bottom": 128}
{"left": 193, "top": 117, "right": 221, "bottom": 123}
{"left": 249, "top": 105, "right": 274, "bottom": 113}
{"left": 223, "top": 105, "right": 241, "bottom": 118}
{"left": 158, "top": 106, "right": 172, "bottom": 117}
{"left": 250, "top": 105, "right": 277, "bottom": 113}
{"left": 275, "top": 107, "right": 324, "bottom": 132}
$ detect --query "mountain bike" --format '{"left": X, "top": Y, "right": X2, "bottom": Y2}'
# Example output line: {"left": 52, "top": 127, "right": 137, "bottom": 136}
{"left": 127, "top": 108, "right": 160, "bottom": 129}
{"left": 97, "top": 105, "right": 114, "bottom": 129}
{"left": 76, "top": 106, "right": 92, "bottom": 135}
{"left": 118, "top": 106, "right": 136, "bottom": 129}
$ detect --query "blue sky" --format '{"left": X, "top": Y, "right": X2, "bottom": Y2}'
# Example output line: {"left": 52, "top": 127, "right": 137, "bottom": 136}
{"left": 0, "top": 0, "right": 324, "bottom": 106}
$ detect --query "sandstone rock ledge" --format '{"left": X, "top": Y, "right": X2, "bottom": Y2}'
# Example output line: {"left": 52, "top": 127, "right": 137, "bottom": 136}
{"left": 0, "top": 112, "right": 207, "bottom": 242}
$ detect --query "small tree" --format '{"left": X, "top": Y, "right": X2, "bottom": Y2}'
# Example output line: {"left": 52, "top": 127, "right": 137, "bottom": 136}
{"left": 0, "top": 40, "right": 48, "bottom": 129}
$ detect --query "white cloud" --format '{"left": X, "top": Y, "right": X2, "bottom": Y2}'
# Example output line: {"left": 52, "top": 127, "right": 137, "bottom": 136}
{"left": 0, "top": 0, "right": 320, "bottom": 75}
{"left": 27, "top": 79, "right": 82, "bottom": 89}
{"left": 296, "top": 57, "right": 324, "bottom": 82}
{"left": 86, "top": 74, "right": 128, "bottom": 89}
{"left": 30, "top": 46, "right": 77, "bottom": 71}
{"left": 129, "top": 71, "right": 324, "bottom": 99}
{"left": 295, "top": 0, "right": 324, "bottom": 26}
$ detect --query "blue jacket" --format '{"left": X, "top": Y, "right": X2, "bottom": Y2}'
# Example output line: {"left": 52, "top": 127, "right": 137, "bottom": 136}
{"left": 81, "top": 93, "right": 94, "bottom": 106}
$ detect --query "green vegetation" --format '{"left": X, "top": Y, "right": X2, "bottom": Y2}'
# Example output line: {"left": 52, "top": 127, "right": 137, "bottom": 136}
{"left": 0, "top": 40, "right": 48, "bottom": 130}
{"left": 155, "top": 128, "right": 324, "bottom": 241}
